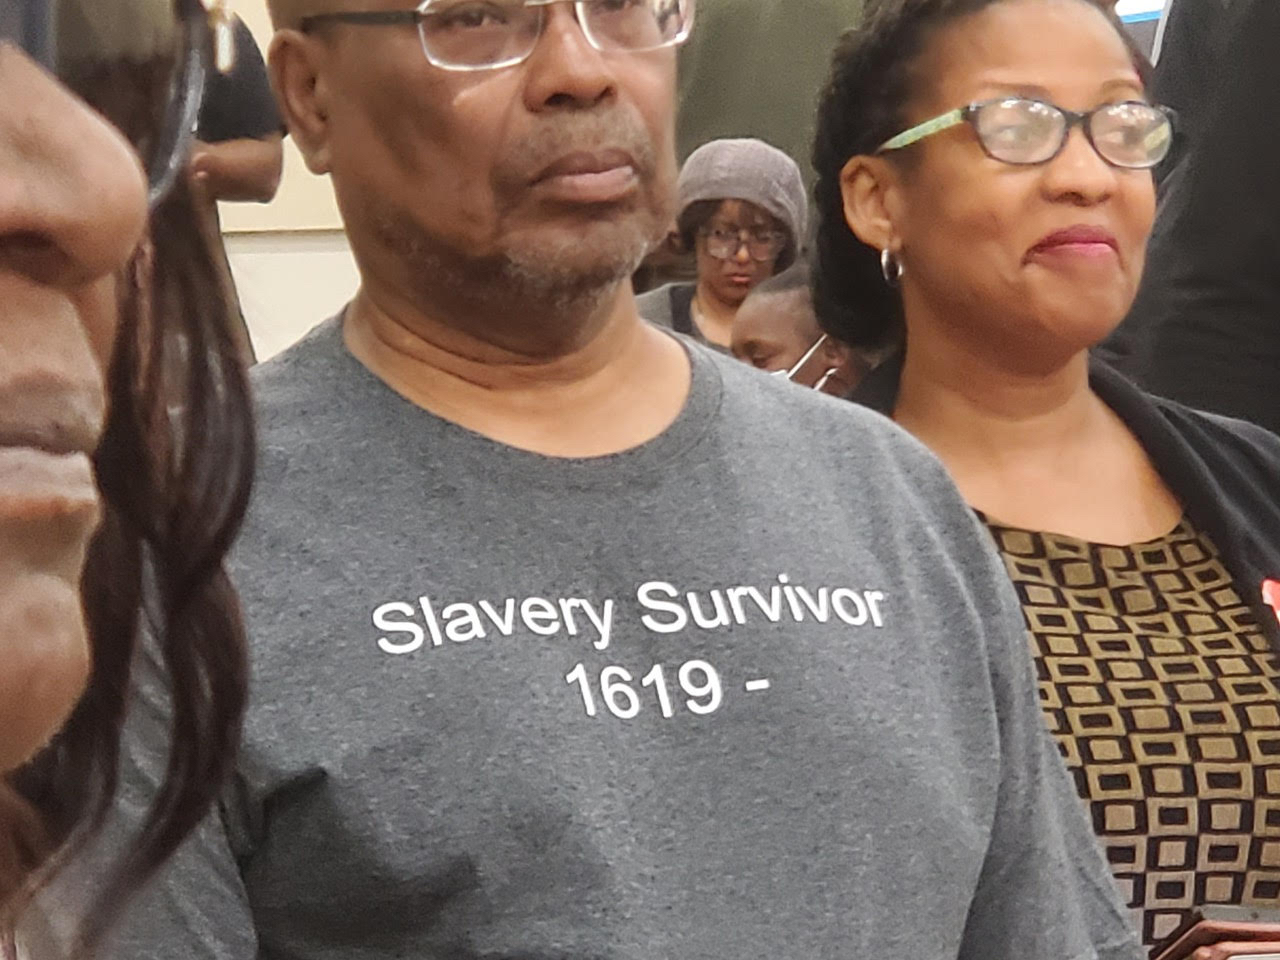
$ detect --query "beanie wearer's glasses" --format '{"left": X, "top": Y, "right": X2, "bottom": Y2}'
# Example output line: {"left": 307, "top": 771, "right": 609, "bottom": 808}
{"left": 300, "top": 0, "right": 695, "bottom": 72}
{"left": 701, "top": 226, "right": 786, "bottom": 262}
{"left": 3, "top": 0, "right": 232, "bottom": 207}
{"left": 879, "top": 97, "right": 1175, "bottom": 169}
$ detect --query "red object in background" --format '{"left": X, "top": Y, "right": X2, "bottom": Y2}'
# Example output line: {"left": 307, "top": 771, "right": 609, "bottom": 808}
{"left": 1263, "top": 579, "right": 1280, "bottom": 626}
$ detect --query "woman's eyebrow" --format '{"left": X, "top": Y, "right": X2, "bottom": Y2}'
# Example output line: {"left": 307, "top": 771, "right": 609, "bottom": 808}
{"left": 970, "top": 77, "right": 1143, "bottom": 100}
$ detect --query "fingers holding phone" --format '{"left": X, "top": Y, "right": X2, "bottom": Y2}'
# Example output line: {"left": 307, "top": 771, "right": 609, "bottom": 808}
{"left": 1155, "top": 907, "right": 1280, "bottom": 960}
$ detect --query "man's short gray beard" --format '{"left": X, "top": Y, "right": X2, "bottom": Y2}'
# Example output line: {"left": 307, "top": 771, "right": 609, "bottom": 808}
{"left": 497, "top": 221, "right": 655, "bottom": 314}
{"left": 371, "top": 208, "right": 658, "bottom": 322}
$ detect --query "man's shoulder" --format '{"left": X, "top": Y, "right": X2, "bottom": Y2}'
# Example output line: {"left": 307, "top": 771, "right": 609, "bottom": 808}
{"left": 700, "top": 346, "right": 961, "bottom": 498}
{"left": 705, "top": 347, "right": 922, "bottom": 443}
{"left": 250, "top": 316, "right": 348, "bottom": 411}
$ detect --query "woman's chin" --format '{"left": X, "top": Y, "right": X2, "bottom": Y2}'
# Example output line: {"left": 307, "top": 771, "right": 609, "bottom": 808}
{"left": 0, "top": 576, "right": 92, "bottom": 772}
{"left": 1025, "top": 291, "right": 1134, "bottom": 355}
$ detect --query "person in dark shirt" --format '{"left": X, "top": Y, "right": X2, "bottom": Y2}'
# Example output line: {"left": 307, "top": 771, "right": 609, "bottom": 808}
{"left": 1100, "top": 0, "right": 1279, "bottom": 436}
{"left": 191, "top": 14, "right": 285, "bottom": 364}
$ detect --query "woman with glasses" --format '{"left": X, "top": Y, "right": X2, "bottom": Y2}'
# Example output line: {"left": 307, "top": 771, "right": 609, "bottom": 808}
{"left": 637, "top": 138, "right": 807, "bottom": 349}
{"left": 0, "top": 0, "right": 252, "bottom": 951}
{"left": 814, "top": 0, "right": 1280, "bottom": 954}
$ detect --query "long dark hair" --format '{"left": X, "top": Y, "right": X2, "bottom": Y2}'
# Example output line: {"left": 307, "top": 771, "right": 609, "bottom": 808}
{"left": 811, "top": 0, "right": 1152, "bottom": 350}
{"left": 1, "top": 168, "right": 255, "bottom": 950}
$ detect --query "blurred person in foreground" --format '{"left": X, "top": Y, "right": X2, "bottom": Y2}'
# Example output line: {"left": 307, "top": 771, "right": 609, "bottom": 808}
{"left": 731, "top": 261, "right": 877, "bottom": 395}
{"left": 189, "top": 12, "right": 287, "bottom": 365}
{"left": 1102, "top": 0, "right": 1280, "bottom": 437}
{"left": 637, "top": 137, "right": 806, "bottom": 348}
{"left": 88, "top": 0, "right": 1138, "bottom": 957}
{"left": 814, "top": 0, "right": 1280, "bottom": 953}
{"left": 0, "top": 0, "right": 253, "bottom": 951}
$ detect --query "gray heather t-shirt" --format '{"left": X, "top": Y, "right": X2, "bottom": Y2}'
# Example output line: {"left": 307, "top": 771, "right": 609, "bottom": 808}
{"left": 95, "top": 317, "right": 1139, "bottom": 960}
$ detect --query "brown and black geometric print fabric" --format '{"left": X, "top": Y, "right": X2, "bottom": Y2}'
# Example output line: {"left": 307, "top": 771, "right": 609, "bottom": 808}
{"left": 986, "top": 517, "right": 1280, "bottom": 949}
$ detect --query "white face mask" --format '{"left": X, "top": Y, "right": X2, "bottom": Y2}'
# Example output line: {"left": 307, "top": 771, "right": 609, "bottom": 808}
{"left": 770, "top": 334, "right": 838, "bottom": 391}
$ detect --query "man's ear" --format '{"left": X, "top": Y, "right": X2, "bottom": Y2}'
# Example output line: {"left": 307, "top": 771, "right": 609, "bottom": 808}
{"left": 269, "top": 30, "right": 334, "bottom": 176}
{"left": 839, "top": 154, "right": 904, "bottom": 257}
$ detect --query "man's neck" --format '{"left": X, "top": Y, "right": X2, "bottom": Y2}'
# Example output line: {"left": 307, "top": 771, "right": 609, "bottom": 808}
{"left": 344, "top": 281, "right": 692, "bottom": 459}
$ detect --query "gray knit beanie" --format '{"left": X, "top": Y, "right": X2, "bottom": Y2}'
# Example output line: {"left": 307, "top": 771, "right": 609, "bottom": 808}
{"left": 677, "top": 138, "right": 808, "bottom": 247}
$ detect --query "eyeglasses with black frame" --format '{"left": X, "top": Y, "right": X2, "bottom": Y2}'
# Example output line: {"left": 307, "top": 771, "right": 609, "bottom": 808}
{"left": 4, "top": 0, "right": 232, "bottom": 207}
{"left": 700, "top": 225, "right": 787, "bottom": 263}
{"left": 878, "top": 97, "right": 1176, "bottom": 169}
{"left": 299, "top": 0, "right": 695, "bottom": 72}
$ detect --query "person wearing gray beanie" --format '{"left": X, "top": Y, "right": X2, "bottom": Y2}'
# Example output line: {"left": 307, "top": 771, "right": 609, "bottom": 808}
{"left": 637, "top": 138, "right": 808, "bottom": 349}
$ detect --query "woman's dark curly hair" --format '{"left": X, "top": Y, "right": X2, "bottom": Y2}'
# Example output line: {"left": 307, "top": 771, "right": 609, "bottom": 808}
{"left": 811, "top": 0, "right": 1152, "bottom": 351}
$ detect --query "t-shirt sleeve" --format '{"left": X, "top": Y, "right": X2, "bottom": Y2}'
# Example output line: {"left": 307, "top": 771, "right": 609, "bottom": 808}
{"left": 63, "top": 642, "right": 259, "bottom": 960}
{"left": 98, "top": 810, "right": 257, "bottom": 960}
{"left": 955, "top": 517, "right": 1141, "bottom": 960}
{"left": 196, "top": 16, "right": 283, "bottom": 144}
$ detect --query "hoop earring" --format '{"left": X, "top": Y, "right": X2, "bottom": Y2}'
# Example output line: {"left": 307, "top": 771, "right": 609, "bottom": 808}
{"left": 880, "top": 248, "right": 903, "bottom": 287}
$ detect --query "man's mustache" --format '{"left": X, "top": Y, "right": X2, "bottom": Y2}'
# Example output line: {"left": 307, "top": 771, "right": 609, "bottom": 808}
{"left": 496, "top": 112, "right": 661, "bottom": 188}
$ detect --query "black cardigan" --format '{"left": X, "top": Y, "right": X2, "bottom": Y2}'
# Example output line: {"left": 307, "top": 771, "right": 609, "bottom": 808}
{"left": 852, "top": 354, "right": 1280, "bottom": 650}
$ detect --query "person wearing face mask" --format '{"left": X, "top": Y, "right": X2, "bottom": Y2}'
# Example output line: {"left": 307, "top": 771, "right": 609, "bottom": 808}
{"left": 637, "top": 137, "right": 807, "bottom": 349}
{"left": 731, "top": 260, "right": 878, "bottom": 395}
{"left": 816, "top": 0, "right": 1280, "bottom": 953}
{"left": 0, "top": 0, "right": 253, "bottom": 951}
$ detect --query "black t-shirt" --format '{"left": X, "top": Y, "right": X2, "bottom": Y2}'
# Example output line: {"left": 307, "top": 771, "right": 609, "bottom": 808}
{"left": 1101, "top": 0, "right": 1280, "bottom": 437}
{"left": 196, "top": 16, "right": 282, "bottom": 144}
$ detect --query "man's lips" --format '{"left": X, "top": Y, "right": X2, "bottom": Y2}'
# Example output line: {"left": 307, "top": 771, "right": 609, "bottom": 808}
{"left": 531, "top": 149, "right": 638, "bottom": 204}
{"left": 1027, "top": 225, "right": 1119, "bottom": 261}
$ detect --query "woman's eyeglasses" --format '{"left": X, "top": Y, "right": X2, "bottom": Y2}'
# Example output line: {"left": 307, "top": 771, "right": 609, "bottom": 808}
{"left": 300, "top": 0, "right": 695, "bottom": 73}
{"left": 5, "top": 0, "right": 228, "bottom": 207}
{"left": 878, "top": 97, "right": 1175, "bottom": 170}
{"left": 701, "top": 225, "right": 787, "bottom": 262}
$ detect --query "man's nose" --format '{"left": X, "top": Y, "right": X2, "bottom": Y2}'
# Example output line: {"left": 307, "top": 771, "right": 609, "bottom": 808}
{"left": 0, "top": 44, "right": 148, "bottom": 289}
{"left": 522, "top": 2, "right": 618, "bottom": 112}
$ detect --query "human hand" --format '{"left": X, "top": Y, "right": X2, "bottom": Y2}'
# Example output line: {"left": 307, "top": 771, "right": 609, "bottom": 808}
{"left": 1158, "top": 921, "right": 1280, "bottom": 960}
{"left": 1190, "top": 936, "right": 1280, "bottom": 960}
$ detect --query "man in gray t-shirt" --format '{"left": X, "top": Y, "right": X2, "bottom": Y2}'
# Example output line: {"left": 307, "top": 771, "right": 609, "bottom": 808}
{"left": 80, "top": 2, "right": 1140, "bottom": 959}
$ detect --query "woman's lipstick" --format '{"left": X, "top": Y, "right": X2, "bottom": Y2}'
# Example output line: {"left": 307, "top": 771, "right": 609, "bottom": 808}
{"left": 1027, "top": 224, "right": 1119, "bottom": 262}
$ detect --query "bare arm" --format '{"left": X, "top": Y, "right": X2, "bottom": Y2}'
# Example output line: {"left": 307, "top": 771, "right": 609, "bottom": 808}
{"left": 190, "top": 134, "right": 284, "bottom": 204}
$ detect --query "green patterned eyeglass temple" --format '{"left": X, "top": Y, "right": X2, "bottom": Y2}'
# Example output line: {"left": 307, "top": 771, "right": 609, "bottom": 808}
{"left": 877, "top": 98, "right": 1175, "bottom": 170}
{"left": 879, "top": 109, "right": 968, "bottom": 152}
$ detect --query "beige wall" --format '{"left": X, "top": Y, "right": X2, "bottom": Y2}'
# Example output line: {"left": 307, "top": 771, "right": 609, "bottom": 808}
{"left": 228, "top": 232, "right": 360, "bottom": 361}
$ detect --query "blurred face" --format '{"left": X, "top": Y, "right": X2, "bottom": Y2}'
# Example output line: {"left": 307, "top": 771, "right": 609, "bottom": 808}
{"left": 291, "top": 1, "right": 680, "bottom": 308}
{"left": 864, "top": 0, "right": 1156, "bottom": 365}
{"left": 0, "top": 45, "right": 148, "bottom": 770}
{"left": 694, "top": 199, "right": 786, "bottom": 309}
{"left": 731, "top": 290, "right": 820, "bottom": 373}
